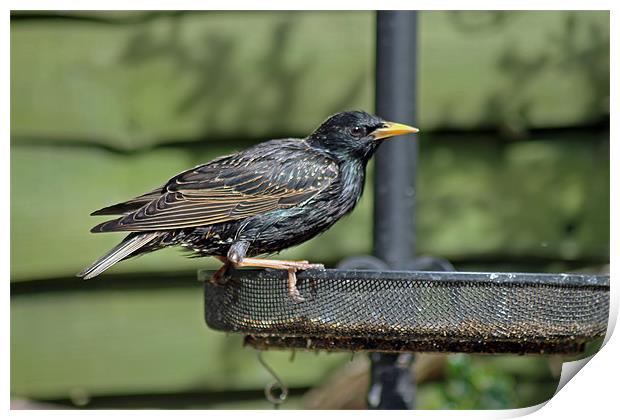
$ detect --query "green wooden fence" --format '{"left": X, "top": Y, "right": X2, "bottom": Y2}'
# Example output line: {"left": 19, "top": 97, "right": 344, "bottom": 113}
{"left": 10, "top": 11, "right": 609, "bottom": 408}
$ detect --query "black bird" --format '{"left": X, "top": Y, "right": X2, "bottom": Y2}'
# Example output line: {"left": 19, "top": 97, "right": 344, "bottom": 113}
{"left": 78, "top": 111, "right": 419, "bottom": 301}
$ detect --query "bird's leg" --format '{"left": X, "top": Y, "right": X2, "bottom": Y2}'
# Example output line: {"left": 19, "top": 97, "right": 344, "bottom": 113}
{"left": 233, "top": 257, "right": 323, "bottom": 270}
{"left": 226, "top": 241, "right": 323, "bottom": 302}
{"left": 210, "top": 256, "right": 232, "bottom": 285}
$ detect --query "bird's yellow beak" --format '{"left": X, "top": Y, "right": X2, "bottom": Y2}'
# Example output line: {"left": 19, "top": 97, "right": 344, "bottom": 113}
{"left": 372, "top": 121, "right": 419, "bottom": 140}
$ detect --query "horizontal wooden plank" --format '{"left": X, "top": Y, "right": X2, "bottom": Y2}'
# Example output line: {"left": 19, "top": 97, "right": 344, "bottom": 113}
{"left": 418, "top": 11, "right": 609, "bottom": 131}
{"left": 10, "top": 132, "right": 609, "bottom": 281}
{"left": 11, "top": 11, "right": 609, "bottom": 150}
{"left": 11, "top": 11, "right": 373, "bottom": 149}
{"left": 416, "top": 132, "right": 610, "bottom": 261}
{"left": 10, "top": 284, "right": 350, "bottom": 399}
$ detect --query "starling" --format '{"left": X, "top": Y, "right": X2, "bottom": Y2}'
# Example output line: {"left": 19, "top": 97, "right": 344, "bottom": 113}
{"left": 77, "top": 111, "right": 419, "bottom": 301}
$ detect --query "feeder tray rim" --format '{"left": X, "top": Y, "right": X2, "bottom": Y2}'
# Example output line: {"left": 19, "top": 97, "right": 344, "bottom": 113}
{"left": 198, "top": 268, "right": 609, "bottom": 288}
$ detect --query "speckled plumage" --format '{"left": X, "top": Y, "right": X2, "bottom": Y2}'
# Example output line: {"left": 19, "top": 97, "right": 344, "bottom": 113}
{"left": 78, "top": 111, "right": 417, "bottom": 280}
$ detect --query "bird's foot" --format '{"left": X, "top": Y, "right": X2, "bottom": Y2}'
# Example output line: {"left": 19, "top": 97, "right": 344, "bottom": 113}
{"left": 283, "top": 262, "right": 324, "bottom": 303}
{"left": 210, "top": 257, "right": 232, "bottom": 285}
{"left": 232, "top": 257, "right": 324, "bottom": 303}
{"left": 287, "top": 268, "right": 305, "bottom": 303}
{"left": 283, "top": 262, "right": 323, "bottom": 303}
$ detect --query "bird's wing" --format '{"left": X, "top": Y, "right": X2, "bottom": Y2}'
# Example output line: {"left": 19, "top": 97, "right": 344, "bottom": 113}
{"left": 91, "top": 142, "right": 338, "bottom": 233}
{"left": 90, "top": 188, "right": 164, "bottom": 216}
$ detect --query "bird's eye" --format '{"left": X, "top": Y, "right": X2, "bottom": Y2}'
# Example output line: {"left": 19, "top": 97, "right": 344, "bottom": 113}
{"left": 349, "top": 126, "right": 365, "bottom": 138}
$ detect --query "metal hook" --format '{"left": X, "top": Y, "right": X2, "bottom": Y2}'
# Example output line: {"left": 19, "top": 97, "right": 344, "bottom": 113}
{"left": 256, "top": 350, "right": 288, "bottom": 408}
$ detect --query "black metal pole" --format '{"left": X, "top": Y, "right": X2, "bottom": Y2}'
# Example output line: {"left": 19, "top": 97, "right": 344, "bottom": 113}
{"left": 373, "top": 11, "right": 418, "bottom": 268}
{"left": 369, "top": 10, "right": 418, "bottom": 410}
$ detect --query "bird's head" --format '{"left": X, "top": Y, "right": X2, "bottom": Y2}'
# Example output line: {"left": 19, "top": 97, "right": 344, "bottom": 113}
{"left": 306, "top": 111, "right": 419, "bottom": 161}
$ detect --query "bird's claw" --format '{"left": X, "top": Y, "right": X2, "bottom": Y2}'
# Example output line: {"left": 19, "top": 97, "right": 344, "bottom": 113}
{"left": 289, "top": 287, "right": 306, "bottom": 303}
{"left": 283, "top": 262, "right": 324, "bottom": 303}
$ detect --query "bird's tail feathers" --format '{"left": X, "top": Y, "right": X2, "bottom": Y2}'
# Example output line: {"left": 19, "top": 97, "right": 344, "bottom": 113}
{"left": 77, "top": 232, "right": 161, "bottom": 279}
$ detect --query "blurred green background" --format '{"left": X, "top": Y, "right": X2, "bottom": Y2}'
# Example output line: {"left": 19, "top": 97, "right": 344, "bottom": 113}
{"left": 10, "top": 11, "right": 609, "bottom": 409}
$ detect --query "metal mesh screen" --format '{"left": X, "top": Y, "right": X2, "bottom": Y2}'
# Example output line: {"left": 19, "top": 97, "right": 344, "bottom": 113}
{"left": 201, "top": 269, "right": 609, "bottom": 354}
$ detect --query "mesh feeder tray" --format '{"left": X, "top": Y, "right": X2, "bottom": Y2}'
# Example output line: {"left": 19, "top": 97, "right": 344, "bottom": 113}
{"left": 201, "top": 269, "right": 609, "bottom": 354}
